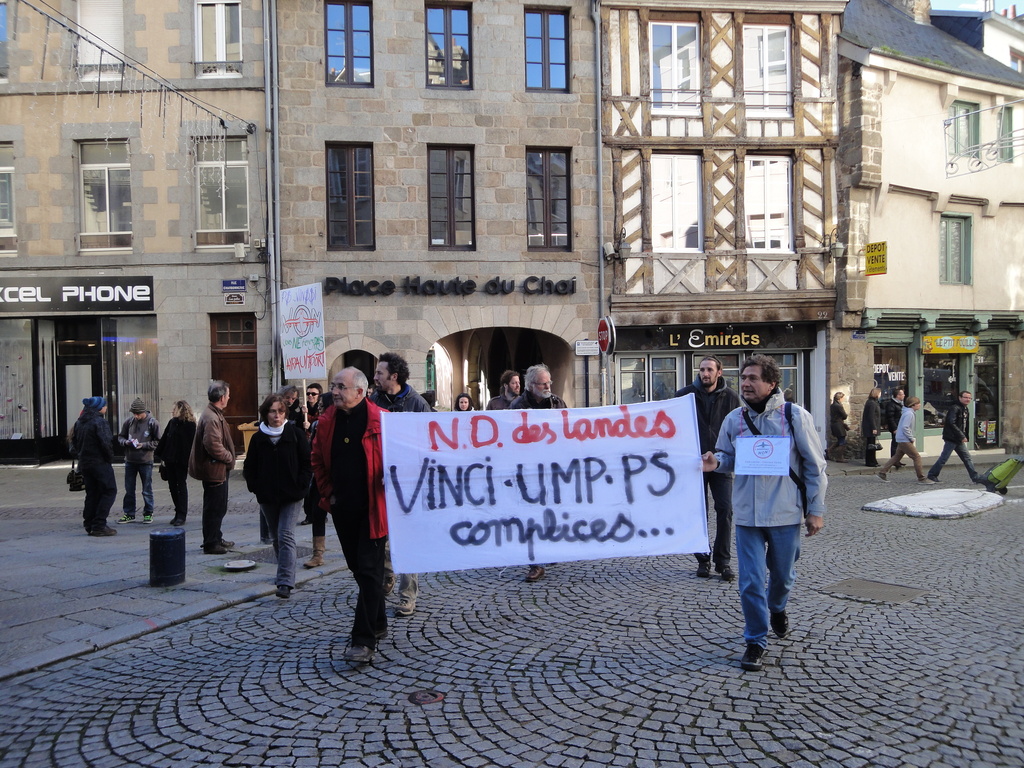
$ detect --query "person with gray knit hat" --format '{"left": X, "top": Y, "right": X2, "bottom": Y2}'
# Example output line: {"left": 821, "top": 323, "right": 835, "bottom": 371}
{"left": 117, "top": 397, "right": 161, "bottom": 523}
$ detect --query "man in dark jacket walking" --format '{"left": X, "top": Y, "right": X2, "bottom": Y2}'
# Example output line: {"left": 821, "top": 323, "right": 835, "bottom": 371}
{"left": 927, "top": 391, "right": 982, "bottom": 483}
{"left": 676, "top": 356, "right": 740, "bottom": 581}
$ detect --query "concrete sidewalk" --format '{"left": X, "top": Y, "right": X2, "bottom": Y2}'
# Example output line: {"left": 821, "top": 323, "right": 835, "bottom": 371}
{"left": 0, "top": 463, "right": 348, "bottom": 681}
{"left": 0, "top": 450, "right": 1009, "bottom": 682}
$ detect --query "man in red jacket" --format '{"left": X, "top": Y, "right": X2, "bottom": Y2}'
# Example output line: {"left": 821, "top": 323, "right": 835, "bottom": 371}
{"left": 311, "top": 367, "right": 388, "bottom": 665}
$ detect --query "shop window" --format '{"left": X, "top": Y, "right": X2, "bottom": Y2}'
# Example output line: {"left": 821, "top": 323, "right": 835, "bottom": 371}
{"left": 745, "top": 156, "right": 791, "bottom": 251}
{"left": 650, "top": 21, "right": 699, "bottom": 113}
{"left": 974, "top": 345, "right": 1000, "bottom": 448}
{"left": 922, "top": 353, "right": 959, "bottom": 431}
{"left": 105, "top": 316, "right": 158, "bottom": 423}
{"left": 327, "top": 144, "right": 374, "bottom": 249}
{"left": 526, "top": 148, "right": 570, "bottom": 249}
{"left": 326, "top": 0, "right": 372, "bottom": 86}
{"left": 426, "top": 5, "right": 471, "bottom": 88}
{"left": 618, "top": 354, "right": 681, "bottom": 403}
{"left": 526, "top": 10, "right": 569, "bottom": 92}
{"left": 873, "top": 347, "right": 908, "bottom": 401}
{"left": 196, "top": 137, "right": 249, "bottom": 246}
{"left": 428, "top": 146, "right": 474, "bottom": 248}
{"left": 651, "top": 154, "right": 701, "bottom": 251}
{"left": 196, "top": 0, "right": 242, "bottom": 77}
{"left": 0, "top": 143, "right": 14, "bottom": 252}
{"left": 939, "top": 214, "right": 972, "bottom": 285}
{"left": 743, "top": 25, "right": 790, "bottom": 115}
{"left": 690, "top": 353, "right": 741, "bottom": 392}
{"left": 80, "top": 141, "right": 132, "bottom": 250}
{"left": 0, "top": 318, "right": 33, "bottom": 439}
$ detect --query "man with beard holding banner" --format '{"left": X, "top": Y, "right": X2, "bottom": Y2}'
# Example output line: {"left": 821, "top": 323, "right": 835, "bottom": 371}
{"left": 702, "top": 354, "right": 826, "bottom": 672}
{"left": 312, "top": 367, "right": 388, "bottom": 666}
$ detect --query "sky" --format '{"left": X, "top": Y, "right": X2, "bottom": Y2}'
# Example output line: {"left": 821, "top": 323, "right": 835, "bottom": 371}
{"left": 932, "top": 0, "right": 1019, "bottom": 11}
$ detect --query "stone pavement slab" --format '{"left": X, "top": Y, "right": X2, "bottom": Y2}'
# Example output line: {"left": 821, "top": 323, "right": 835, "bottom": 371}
{"left": 863, "top": 487, "right": 1006, "bottom": 518}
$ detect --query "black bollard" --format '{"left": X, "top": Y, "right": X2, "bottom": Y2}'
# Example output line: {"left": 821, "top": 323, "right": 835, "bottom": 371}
{"left": 150, "top": 528, "right": 186, "bottom": 587}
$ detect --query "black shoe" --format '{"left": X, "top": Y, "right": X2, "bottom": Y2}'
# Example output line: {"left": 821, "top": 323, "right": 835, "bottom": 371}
{"left": 298, "top": 516, "right": 311, "bottom": 526}
{"left": 926, "top": 476, "right": 940, "bottom": 483}
{"left": 696, "top": 561, "right": 712, "bottom": 578}
{"left": 89, "top": 525, "right": 118, "bottom": 537}
{"left": 204, "top": 544, "right": 228, "bottom": 555}
{"left": 169, "top": 517, "right": 186, "bottom": 527}
{"left": 276, "top": 585, "right": 292, "bottom": 599}
{"left": 719, "top": 566, "right": 735, "bottom": 582}
{"left": 771, "top": 611, "right": 789, "bottom": 639}
{"left": 343, "top": 645, "right": 375, "bottom": 665}
{"left": 375, "top": 627, "right": 388, "bottom": 640}
{"left": 741, "top": 644, "right": 765, "bottom": 671}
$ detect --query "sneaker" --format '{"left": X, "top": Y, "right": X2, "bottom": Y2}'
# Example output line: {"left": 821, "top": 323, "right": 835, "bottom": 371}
{"left": 117, "top": 514, "right": 135, "bottom": 524}
{"left": 142, "top": 514, "right": 154, "bottom": 524}
{"left": 89, "top": 525, "right": 118, "bottom": 537}
{"left": 719, "top": 566, "right": 736, "bottom": 583}
{"left": 696, "top": 561, "right": 712, "bottom": 578}
{"left": 394, "top": 600, "right": 415, "bottom": 618}
{"left": 877, "top": 471, "right": 888, "bottom": 483}
{"left": 343, "top": 645, "right": 375, "bottom": 665}
{"left": 740, "top": 644, "right": 765, "bottom": 671}
{"left": 383, "top": 574, "right": 396, "bottom": 595}
{"left": 219, "top": 539, "right": 235, "bottom": 549}
{"left": 169, "top": 517, "right": 186, "bottom": 527}
{"left": 918, "top": 478, "right": 936, "bottom": 485}
{"left": 525, "top": 565, "right": 546, "bottom": 583}
{"left": 927, "top": 477, "right": 941, "bottom": 483}
{"left": 203, "top": 544, "right": 228, "bottom": 555}
{"left": 275, "top": 585, "right": 292, "bottom": 599}
{"left": 771, "top": 611, "right": 789, "bottom": 639}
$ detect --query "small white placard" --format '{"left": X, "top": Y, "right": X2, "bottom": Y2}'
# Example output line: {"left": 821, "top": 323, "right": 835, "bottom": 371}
{"left": 735, "top": 435, "right": 791, "bottom": 476}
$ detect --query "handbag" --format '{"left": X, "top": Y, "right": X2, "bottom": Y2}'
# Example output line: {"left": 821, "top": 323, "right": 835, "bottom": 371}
{"left": 868, "top": 441, "right": 883, "bottom": 452}
{"left": 158, "top": 463, "right": 169, "bottom": 481}
{"left": 67, "top": 461, "right": 85, "bottom": 492}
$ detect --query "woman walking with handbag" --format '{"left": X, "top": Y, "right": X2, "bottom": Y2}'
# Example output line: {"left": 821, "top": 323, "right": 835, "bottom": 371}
{"left": 862, "top": 388, "right": 882, "bottom": 467}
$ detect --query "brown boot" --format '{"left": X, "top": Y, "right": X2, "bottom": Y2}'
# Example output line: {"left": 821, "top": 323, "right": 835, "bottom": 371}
{"left": 304, "top": 536, "right": 326, "bottom": 568}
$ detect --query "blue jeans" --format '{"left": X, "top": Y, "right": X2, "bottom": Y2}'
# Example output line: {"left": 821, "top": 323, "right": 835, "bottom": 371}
{"left": 736, "top": 524, "right": 801, "bottom": 648}
{"left": 122, "top": 462, "right": 154, "bottom": 517}
{"left": 260, "top": 499, "right": 304, "bottom": 588}
{"left": 928, "top": 441, "right": 980, "bottom": 482}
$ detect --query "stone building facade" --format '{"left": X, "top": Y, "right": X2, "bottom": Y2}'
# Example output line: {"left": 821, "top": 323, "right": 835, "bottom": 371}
{"left": 275, "top": 0, "right": 603, "bottom": 408}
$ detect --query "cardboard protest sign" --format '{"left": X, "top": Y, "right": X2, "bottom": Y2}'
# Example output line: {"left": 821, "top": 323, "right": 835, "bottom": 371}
{"left": 383, "top": 396, "right": 707, "bottom": 573}
{"left": 280, "top": 283, "right": 326, "bottom": 380}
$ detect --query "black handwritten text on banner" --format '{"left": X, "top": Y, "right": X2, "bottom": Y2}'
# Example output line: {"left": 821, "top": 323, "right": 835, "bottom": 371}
{"left": 382, "top": 397, "right": 707, "bottom": 573}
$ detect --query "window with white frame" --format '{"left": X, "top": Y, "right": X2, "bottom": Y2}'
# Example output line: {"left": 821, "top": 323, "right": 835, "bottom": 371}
{"left": 745, "top": 156, "right": 791, "bottom": 251}
{"left": 651, "top": 154, "right": 701, "bottom": 251}
{"left": 80, "top": 141, "right": 131, "bottom": 250}
{"left": 77, "top": 0, "right": 125, "bottom": 80}
{"left": 999, "top": 105, "right": 1014, "bottom": 163}
{"left": 196, "top": 1, "right": 241, "bottom": 77}
{"left": 196, "top": 138, "right": 248, "bottom": 246}
{"left": 1, "top": 2, "right": 9, "bottom": 81}
{"left": 0, "top": 144, "right": 14, "bottom": 252}
{"left": 947, "top": 100, "right": 980, "bottom": 160}
{"left": 743, "top": 25, "right": 790, "bottom": 114}
{"left": 650, "top": 22, "right": 699, "bottom": 113}
{"left": 939, "top": 214, "right": 972, "bottom": 285}
{"left": 618, "top": 354, "right": 682, "bottom": 404}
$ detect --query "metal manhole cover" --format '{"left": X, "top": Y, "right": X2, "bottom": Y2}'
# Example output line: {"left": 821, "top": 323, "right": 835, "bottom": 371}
{"left": 408, "top": 690, "right": 444, "bottom": 705}
{"left": 825, "top": 578, "right": 928, "bottom": 604}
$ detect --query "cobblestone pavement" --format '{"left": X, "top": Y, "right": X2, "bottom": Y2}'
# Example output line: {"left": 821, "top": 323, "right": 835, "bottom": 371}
{"left": 1, "top": 466, "right": 1022, "bottom": 768}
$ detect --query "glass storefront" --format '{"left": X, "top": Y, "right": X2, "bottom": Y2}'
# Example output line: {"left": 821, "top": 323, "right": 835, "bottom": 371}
{"left": 974, "top": 344, "right": 999, "bottom": 448}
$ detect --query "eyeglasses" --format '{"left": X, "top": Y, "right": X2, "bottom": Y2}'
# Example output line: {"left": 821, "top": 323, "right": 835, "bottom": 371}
{"left": 330, "top": 383, "right": 355, "bottom": 391}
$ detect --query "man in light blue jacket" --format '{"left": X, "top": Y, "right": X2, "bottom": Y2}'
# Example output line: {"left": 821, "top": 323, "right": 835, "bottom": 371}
{"left": 702, "top": 354, "right": 827, "bottom": 672}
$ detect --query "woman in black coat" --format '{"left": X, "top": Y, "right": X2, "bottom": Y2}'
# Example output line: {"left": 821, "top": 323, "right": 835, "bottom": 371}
{"left": 829, "top": 391, "right": 849, "bottom": 462}
{"left": 862, "top": 388, "right": 882, "bottom": 467}
{"left": 243, "top": 394, "right": 312, "bottom": 598}
{"left": 155, "top": 400, "right": 197, "bottom": 527}
{"left": 73, "top": 396, "right": 118, "bottom": 536}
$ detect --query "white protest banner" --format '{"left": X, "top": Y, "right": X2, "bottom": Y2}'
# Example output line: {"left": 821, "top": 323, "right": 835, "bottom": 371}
{"left": 383, "top": 396, "right": 708, "bottom": 573}
{"left": 280, "top": 283, "right": 327, "bottom": 380}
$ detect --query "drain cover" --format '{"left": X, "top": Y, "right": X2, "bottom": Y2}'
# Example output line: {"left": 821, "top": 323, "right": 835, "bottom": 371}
{"left": 408, "top": 690, "right": 444, "bottom": 705}
{"left": 825, "top": 578, "right": 928, "bottom": 604}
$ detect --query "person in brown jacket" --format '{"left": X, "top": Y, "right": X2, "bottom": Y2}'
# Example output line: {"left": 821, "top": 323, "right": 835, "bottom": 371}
{"left": 188, "top": 380, "right": 237, "bottom": 554}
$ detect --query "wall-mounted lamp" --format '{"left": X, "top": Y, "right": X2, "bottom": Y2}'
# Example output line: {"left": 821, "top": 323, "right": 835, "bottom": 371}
{"left": 822, "top": 228, "right": 845, "bottom": 263}
{"left": 233, "top": 242, "right": 247, "bottom": 262}
{"left": 618, "top": 228, "right": 632, "bottom": 261}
